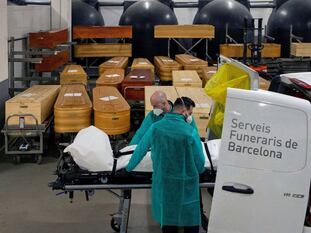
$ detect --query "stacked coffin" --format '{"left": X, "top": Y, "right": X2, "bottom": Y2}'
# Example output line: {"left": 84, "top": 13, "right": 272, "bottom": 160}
{"left": 96, "top": 69, "right": 125, "bottom": 90}
{"left": 154, "top": 56, "right": 182, "bottom": 82}
{"left": 60, "top": 65, "right": 88, "bottom": 86}
{"left": 175, "top": 54, "right": 208, "bottom": 79}
{"left": 99, "top": 57, "right": 129, "bottom": 76}
{"left": 172, "top": 70, "right": 202, "bottom": 88}
{"left": 131, "top": 58, "right": 155, "bottom": 78}
{"left": 93, "top": 86, "right": 130, "bottom": 135}
{"left": 201, "top": 66, "right": 217, "bottom": 87}
{"left": 54, "top": 84, "right": 92, "bottom": 133}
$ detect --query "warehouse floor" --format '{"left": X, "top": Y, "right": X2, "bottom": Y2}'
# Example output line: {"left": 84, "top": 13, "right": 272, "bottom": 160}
{"left": 0, "top": 153, "right": 212, "bottom": 233}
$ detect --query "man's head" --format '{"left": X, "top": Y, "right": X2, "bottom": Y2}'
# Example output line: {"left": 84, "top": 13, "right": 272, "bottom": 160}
{"left": 150, "top": 91, "right": 171, "bottom": 116}
{"left": 173, "top": 97, "right": 196, "bottom": 123}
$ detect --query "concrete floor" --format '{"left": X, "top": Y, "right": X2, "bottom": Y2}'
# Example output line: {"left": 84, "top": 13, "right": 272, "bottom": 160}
{"left": 0, "top": 154, "right": 212, "bottom": 233}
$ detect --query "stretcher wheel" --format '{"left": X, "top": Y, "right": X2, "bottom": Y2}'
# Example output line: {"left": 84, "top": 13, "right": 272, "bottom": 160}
{"left": 110, "top": 218, "right": 120, "bottom": 232}
{"left": 36, "top": 154, "right": 42, "bottom": 165}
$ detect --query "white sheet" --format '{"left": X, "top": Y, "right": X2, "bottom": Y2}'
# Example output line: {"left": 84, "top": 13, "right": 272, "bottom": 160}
{"left": 64, "top": 126, "right": 220, "bottom": 172}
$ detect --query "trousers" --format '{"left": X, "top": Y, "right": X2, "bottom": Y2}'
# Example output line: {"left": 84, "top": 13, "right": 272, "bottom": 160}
{"left": 162, "top": 226, "right": 200, "bottom": 233}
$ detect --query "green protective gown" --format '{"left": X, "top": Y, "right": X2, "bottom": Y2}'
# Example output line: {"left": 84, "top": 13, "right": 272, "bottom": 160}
{"left": 130, "top": 111, "right": 199, "bottom": 145}
{"left": 126, "top": 113, "right": 206, "bottom": 227}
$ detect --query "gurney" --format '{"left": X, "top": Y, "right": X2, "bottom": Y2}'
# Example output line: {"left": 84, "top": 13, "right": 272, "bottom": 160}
{"left": 49, "top": 126, "right": 219, "bottom": 233}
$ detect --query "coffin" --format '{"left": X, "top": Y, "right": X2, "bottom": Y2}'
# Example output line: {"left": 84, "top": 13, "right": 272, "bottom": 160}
{"left": 259, "top": 77, "right": 271, "bottom": 91}
{"left": 5, "top": 85, "right": 60, "bottom": 125}
{"left": 201, "top": 66, "right": 217, "bottom": 87}
{"left": 176, "top": 87, "right": 213, "bottom": 138}
{"left": 74, "top": 44, "right": 132, "bottom": 58}
{"left": 60, "top": 65, "right": 87, "bottom": 86}
{"left": 96, "top": 69, "right": 124, "bottom": 89}
{"left": 154, "top": 56, "right": 182, "bottom": 82}
{"left": 35, "top": 50, "right": 69, "bottom": 72}
{"left": 54, "top": 84, "right": 92, "bottom": 133}
{"left": 144, "top": 86, "right": 178, "bottom": 116}
{"left": 29, "top": 28, "right": 68, "bottom": 49}
{"left": 93, "top": 86, "right": 130, "bottom": 135}
{"left": 122, "top": 69, "right": 154, "bottom": 101}
{"left": 131, "top": 58, "right": 155, "bottom": 78}
{"left": 154, "top": 25, "right": 215, "bottom": 39}
{"left": 99, "top": 57, "right": 129, "bottom": 75}
{"left": 173, "top": 70, "right": 202, "bottom": 87}
{"left": 291, "top": 43, "right": 311, "bottom": 57}
{"left": 175, "top": 54, "right": 208, "bottom": 79}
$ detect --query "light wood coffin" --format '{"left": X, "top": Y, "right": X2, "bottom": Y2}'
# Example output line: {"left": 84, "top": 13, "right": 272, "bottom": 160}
{"left": 93, "top": 86, "right": 130, "bottom": 135}
{"left": 60, "top": 65, "right": 87, "bottom": 86}
{"left": 173, "top": 70, "right": 202, "bottom": 88}
{"left": 291, "top": 43, "right": 311, "bottom": 57}
{"left": 154, "top": 25, "right": 215, "bottom": 39}
{"left": 96, "top": 69, "right": 125, "bottom": 89}
{"left": 201, "top": 66, "right": 217, "bottom": 87}
{"left": 175, "top": 54, "right": 208, "bottom": 79}
{"left": 99, "top": 57, "right": 129, "bottom": 75}
{"left": 54, "top": 84, "right": 92, "bottom": 133}
{"left": 176, "top": 87, "right": 213, "bottom": 138}
{"left": 154, "top": 56, "right": 182, "bottom": 82}
{"left": 5, "top": 85, "right": 60, "bottom": 125}
{"left": 131, "top": 58, "right": 155, "bottom": 78}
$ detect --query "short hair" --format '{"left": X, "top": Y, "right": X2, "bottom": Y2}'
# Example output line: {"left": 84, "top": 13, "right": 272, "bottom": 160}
{"left": 174, "top": 97, "right": 195, "bottom": 110}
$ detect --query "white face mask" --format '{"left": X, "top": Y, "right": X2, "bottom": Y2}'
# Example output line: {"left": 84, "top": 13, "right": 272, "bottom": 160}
{"left": 153, "top": 108, "right": 164, "bottom": 116}
{"left": 186, "top": 115, "right": 193, "bottom": 124}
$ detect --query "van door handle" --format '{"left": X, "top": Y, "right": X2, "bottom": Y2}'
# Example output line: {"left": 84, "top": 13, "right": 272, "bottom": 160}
{"left": 222, "top": 183, "right": 254, "bottom": 195}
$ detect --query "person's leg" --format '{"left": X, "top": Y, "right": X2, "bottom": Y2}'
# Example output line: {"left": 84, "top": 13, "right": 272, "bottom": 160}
{"left": 162, "top": 226, "right": 179, "bottom": 233}
{"left": 200, "top": 190, "right": 209, "bottom": 230}
{"left": 184, "top": 226, "right": 200, "bottom": 233}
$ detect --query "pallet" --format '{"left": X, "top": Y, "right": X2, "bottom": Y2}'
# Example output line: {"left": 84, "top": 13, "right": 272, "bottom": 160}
{"left": 144, "top": 86, "right": 178, "bottom": 116}
{"left": 154, "top": 56, "right": 182, "bottom": 81}
{"left": 201, "top": 66, "right": 217, "bottom": 87}
{"left": 74, "top": 44, "right": 132, "bottom": 58}
{"left": 175, "top": 87, "right": 213, "bottom": 138}
{"left": 291, "top": 43, "right": 311, "bottom": 57}
{"left": 54, "top": 84, "right": 92, "bottom": 133}
{"left": 93, "top": 86, "right": 130, "bottom": 136}
{"left": 73, "top": 26, "right": 132, "bottom": 39}
{"left": 154, "top": 25, "right": 215, "bottom": 39}
{"left": 29, "top": 28, "right": 68, "bottom": 49}
{"left": 175, "top": 54, "right": 208, "bottom": 78}
{"left": 35, "top": 50, "right": 69, "bottom": 72}
{"left": 6, "top": 85, "right": 60, "bottom": 125}
{"left": 60, "top": 65, "right": 87, "bottom": 86}
{"left": 173, "top": 70, "right": 202, "bottom": 87}
{"left": 96, "top": 69, "right": 125, "bottom": 89}
{"left": 99, "top": 57, "right": 129, "bottom": 75}
{"left": 122, "top": 69, "right": 154, "bottom": 101}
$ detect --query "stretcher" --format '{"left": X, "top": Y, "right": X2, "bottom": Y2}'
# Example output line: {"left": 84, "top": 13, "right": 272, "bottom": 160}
{"left": 49, "top": 126, "right": 219, "bottom": 233}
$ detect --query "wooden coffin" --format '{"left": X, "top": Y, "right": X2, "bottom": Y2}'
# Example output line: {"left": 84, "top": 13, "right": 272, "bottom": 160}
{"left": 176, "top": 87, "right": 213, "bottom": 138}
{"left": 220, "top": 43, "right": 281, "bottom": 58}
{"left": 74, "top": 43, "right": 132, "bottom": 58}
{"left": 144, "top": 86, "right": 178, "bottom": 116}
{"left": 131, "top": 58, "right": 155, "bottom": 78}
{"left": 99, "top": 57, "right": 129, "bottom": 75}
{"left": 201, "top": 66, "right": 217, "bottom": 87}
{"left": 29, "top": 28, "right": 68, "bottom": 49}
{"left": 35, "top": 50, "right": 69, "bottom": 72}
{"left": 154, "top": 56, "right": 182, "bottom": 81}
{"left": 173, "top": 70, "right": 202, "bottom": 87}
{"left": 155, "top": 25, "right": 215, "bottom": 39}
{"left": 93, "top": 86, "right": 130, "bottom": 135}
{"left": 122, "top": 69, "right": 154, "bottom": 101}
{"left": 175, "top": 54, "right": 208, "bottom": 78}
{"left": 73, "top": 26, "right": 132, "bottom": 39}
{"left": 259, "top": 77, "right": 271, "bottom": 91}
{"left": 60, "top": 65, "right": 87, "bottom": 86}
{"left": 291, "top": 43, "right": 311, "bottom": 57}
{"left": 54, "top": 84, "right": 92, "bottom": 133}
{"left": 5, "top": 85, "right": 60, "bottom": 125}
{"left": 96, "top": 69, "right": 125, "bottom": 89}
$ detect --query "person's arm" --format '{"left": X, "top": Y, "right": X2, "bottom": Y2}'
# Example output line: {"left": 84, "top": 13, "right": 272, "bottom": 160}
{"left": 130, "top": 112, "right": 153, "bottom": 145}
{"left": 126, "top": 125, "right": 153, "bottom": 172}
{"left": 191, "top": 129, "right": 206, "bottom": 174}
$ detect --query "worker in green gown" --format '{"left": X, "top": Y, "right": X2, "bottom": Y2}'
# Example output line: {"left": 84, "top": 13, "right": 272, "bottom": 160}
{"left": 126, "top": 97, "right": 205, "bottom": 233}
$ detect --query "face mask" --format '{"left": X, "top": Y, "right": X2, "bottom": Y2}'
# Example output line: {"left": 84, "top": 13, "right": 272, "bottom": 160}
{"left": 153, "top": 108, "right": 164, "bottom": 116}
{"left": 186, "top": 115, "right": 193, "bottom": 124}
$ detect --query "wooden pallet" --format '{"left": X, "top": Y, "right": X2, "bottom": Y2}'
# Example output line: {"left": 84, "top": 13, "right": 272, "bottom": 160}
{"left": 175, "top": 54, "right": 208, "bottom": 78}
{"left": 29, "top": 28, "right": 68, "bottom": 49}
{"left": 99, "top": 57, "right": 129, "bottom": 75}
{"left": 73, "top": 26, "right": 132, "bottom": 39}
{"left": 54, "top": 84, "right": 92, "bottom": 133}
{"left": 74, "top": 44, "right": 132, "bottom": 58}
{"left": 201, "top": 66, "right": 217, "bottom": 87}
{"left": 144, "top": 86, "right": 178, "bottom": 116}
{"left": 291, "top": 43, "right": 311, "bottom": 57}
{"left": 35, "top": 50, "right": 69, "bottom": 72}
{"left": 173, "top": 70, "right": 202, "bottom": 87}
{"left": 154, "top": 56, "right": 182, "bottom": 81}
{"left": 176, "top": 87, "right": 213, "bottom": 138}
{"left": 93, "top": 86, "right": 130, "bottom": 135}
{"left": 154, "top": 25, "right": 215, "bottom": 39}
{"left": 96, "top": 69, "right": 125, "bottom": 89}
{"left": 60, "top": 65, "right": 87, "bottom": 86}
{"left": 6, "top": 85, "right": 60, "bottom": 125}
{"left": 122, "top": 69, "right": 154, "bottom": 101}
